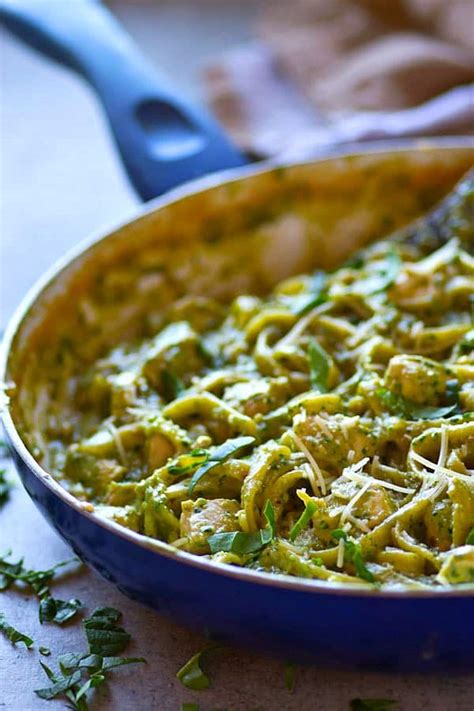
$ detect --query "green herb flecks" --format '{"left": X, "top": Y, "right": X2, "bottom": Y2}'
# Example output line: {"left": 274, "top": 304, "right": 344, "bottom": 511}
{"left": 39, "top": 597, "right": 82, "bottom": 625}
{"left": 0, "top": 612, "right": 34, "bottom": 648}
{"left": 289, "top": 500, "right": 317, "bottom": 542}
{"left": 188, "top": 436, "right": 255, "bottom": 493}
{"left": 40, "top": 646, "right": 51, "bottom": 656}
{"left": 176, "top": 650, "right": 210, "bottom": 691}
{"left": 331, "top": 530, "right": 375, "bottom": 583}
{"left": 208, "top": 500, "right": 275, "bottom": 555}
{"left": 355, "top": 248, "right": 401, "bottom": 296}
{"left": 350, "top": 699, "right": 397, "bottom": 711}
{"left": 466, "top": 528, "right": 474, "bottom": 545}
{"left": 308, "top": 339, "right": 331, "bottom": 393}
{"left": 181, "top": 704, "right": 200, "bottom": 711}
{"left": 34, "top": 607, "right": 145, "bottom": 709}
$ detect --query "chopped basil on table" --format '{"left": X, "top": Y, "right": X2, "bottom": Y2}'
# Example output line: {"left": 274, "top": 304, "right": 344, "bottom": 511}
{"left": 176, "top": 649, "right": 210, "bottom": 691}
{"left": 34, "top": 606, "right": 145, "bottom": 709}
{"left": 350, "top": 699, "right": 397, "bottom": 711}
{"left": 39, "top": 596, "right": 82, "bottom": 625}
{"left": 0, "top": 612, "right": 34, "bottom": 648}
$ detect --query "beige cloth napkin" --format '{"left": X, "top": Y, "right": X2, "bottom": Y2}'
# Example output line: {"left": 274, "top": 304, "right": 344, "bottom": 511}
{"left": 205, "top": 0, "right": 474, "bottom": 158}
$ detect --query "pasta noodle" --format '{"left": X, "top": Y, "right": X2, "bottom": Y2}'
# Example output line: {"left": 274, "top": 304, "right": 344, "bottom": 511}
{"left": 41, "top": 172, "right": 474, "bottom": 588}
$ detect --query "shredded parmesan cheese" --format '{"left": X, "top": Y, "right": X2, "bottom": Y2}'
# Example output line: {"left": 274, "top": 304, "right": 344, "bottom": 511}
{"left": 313, "top": 414, "right": 331, "bottom": 438}
{"left": 345, "top": 513, "right": 371, "bottom": 533}
{"left": 411, "top": 447, "right": 471, "bottom": 482}
{"left": 289, "top": 431, "right": 327, "bottom": 495}
{"left": 336, "top": 537, "right": 345, "bottom": 568}
{"left": 340, "top": 479, "right": 372, "bottom": 525}
{"left": 343, "top": 469, "right": 415, "bottom": 494}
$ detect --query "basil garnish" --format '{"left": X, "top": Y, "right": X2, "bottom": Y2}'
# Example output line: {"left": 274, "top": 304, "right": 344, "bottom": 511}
{"left": 356, "top": 249, "right": 400, "bottom": 295}
{"left": 188, "top": 436, "right": 255, "bottom": 493}
{"left": 308, "top": 339, "right": 330, "bottom": 393}
{"left": 208, "top": 500, "right": 275, "bottom": 555}
{"left": 39, "top": 597, "right": 82, "bottom": 625}
{"left": 0, "top": 612, "right": 33, "bottom": 648}
{"left": 289, "top": 500, "right": 317, "bottom": 541}
{"left": 176, "top": 650, "right": 210, "bottom": 691}
{"left": 331, "top": 530, "right": 375, "bottom": 583}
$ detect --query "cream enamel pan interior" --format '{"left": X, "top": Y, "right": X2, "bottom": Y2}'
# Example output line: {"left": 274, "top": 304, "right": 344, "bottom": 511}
{"left": 2, "top": 143, "right": 474, "bottom": 598}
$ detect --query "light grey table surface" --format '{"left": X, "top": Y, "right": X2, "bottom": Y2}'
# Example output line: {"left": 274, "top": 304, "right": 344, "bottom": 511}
{"left": 1, "top": 3, "right": 473, "bottom": 710}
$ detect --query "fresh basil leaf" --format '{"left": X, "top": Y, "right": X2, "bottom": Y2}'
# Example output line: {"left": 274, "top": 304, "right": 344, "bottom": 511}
{"left": 289, "top": 500, "right": 317, "bottom": 541}
{"left": 101, "top": 656, "right": 146, "bottom": 672}
{"left": 188, "top": 436, "right": 255, "bottom": 493}
{"left": 356, "top": 249, "right": 401, "bottom": 295}
{"left": 308, "top": 339, "right": 331, "bottom": 393}
{"left": 35, "top": 665, "right": 82, "bottom": 700}
{"left": 351, "top": 548, "right": 375, "bottom": 583}
{"left": 209, "top": 500, "right": 275, "bottom": 555}
{"left": 58, "top": 652, "right": 86, "bottom": 675}
{"left": 407, "top": 403, "right": 459, "bottom": 419}
{"left": 176, "top": 650, "right": 210, "bottom": 691}
{"left": 466, "top": 528, "right": 474, "bottom": 545}
{"left": 263, "top": 500, "right": 276, "bottom": 540}
{"left": 289, "top": 273, "right": 327, "bottom": 315}
{"left": 0, "top": 612, "right": 33, "bottom": 648}
{"left": 88, "top": 606, "right": 121, "bottom": 624}
{"left": 0, "top": 552, "right": 24, "bottom": 591}
{"left": 0, "top": 469, "right": 12, "bottom": 507}
{"left": 36, "top": 608, "right": 146, "bottom": 709}
{"left": 39, "top": 596, "right": 82, "bottom": 625}
{"left": 161, "top": 370, "right": 184, "bottom": 402}
{"left": 0, "top": 554, "right": 78, "bottom": 597}
{"left": 208, "top": 530, "right": 264, "bottom": 556}
{"left": 331, "top": 530, "right": 375, "bottom": 583}
{"left": 83, "top": 607, "right": 130, "bottom": 656}
{"left": 74, "top": 673, "right": 106, "bottom": 703}
{"left": 284, "top": 662, "right": 297, "bottom": 692}
{"left": 458, "top": 329, "right": 474, "bottom": 354}
{"left": 376, "top": 388, "right": 459, "bottom": 420}
{"left": 350, "top": 699, "right": 397, "bottom": 711}
{"left": 344, "top": 255, "right": 365, "bottom": 270}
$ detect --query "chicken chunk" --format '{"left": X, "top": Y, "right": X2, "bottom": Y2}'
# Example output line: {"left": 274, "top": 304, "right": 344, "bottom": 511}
{"left": 180, "top": 498, "right": 240, "bottom": 553}
{"left": 385, "top": 355, "right": 451, "bottom": 406}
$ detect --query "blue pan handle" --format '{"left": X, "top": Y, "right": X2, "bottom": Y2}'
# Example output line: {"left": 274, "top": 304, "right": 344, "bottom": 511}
{"left": 0, "top": 0, "right": 248, "bottom": 200}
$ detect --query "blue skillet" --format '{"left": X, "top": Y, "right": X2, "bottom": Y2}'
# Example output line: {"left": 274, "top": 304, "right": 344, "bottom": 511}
{"left": 1, "top": 0, "right": 473, "bottom": 672}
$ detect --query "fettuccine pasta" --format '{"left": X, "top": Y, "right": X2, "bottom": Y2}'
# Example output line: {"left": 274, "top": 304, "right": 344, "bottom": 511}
{"left": 46, "top": 173, "right": 474, "bottom": 588}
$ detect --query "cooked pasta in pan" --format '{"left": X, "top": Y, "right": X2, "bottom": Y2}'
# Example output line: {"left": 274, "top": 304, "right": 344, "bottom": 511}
{"left": 46, "top": 172, "right": 474, "bottom": 588}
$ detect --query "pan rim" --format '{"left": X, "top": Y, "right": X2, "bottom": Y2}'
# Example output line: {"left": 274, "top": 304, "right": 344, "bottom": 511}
{"left": 2, "top": 137, "right": 474, "bottom": 600}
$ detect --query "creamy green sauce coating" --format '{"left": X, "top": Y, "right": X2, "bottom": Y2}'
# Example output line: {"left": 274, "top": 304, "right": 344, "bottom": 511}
{"left": 45, "top": 179, "right": 474, "bottom": 588}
